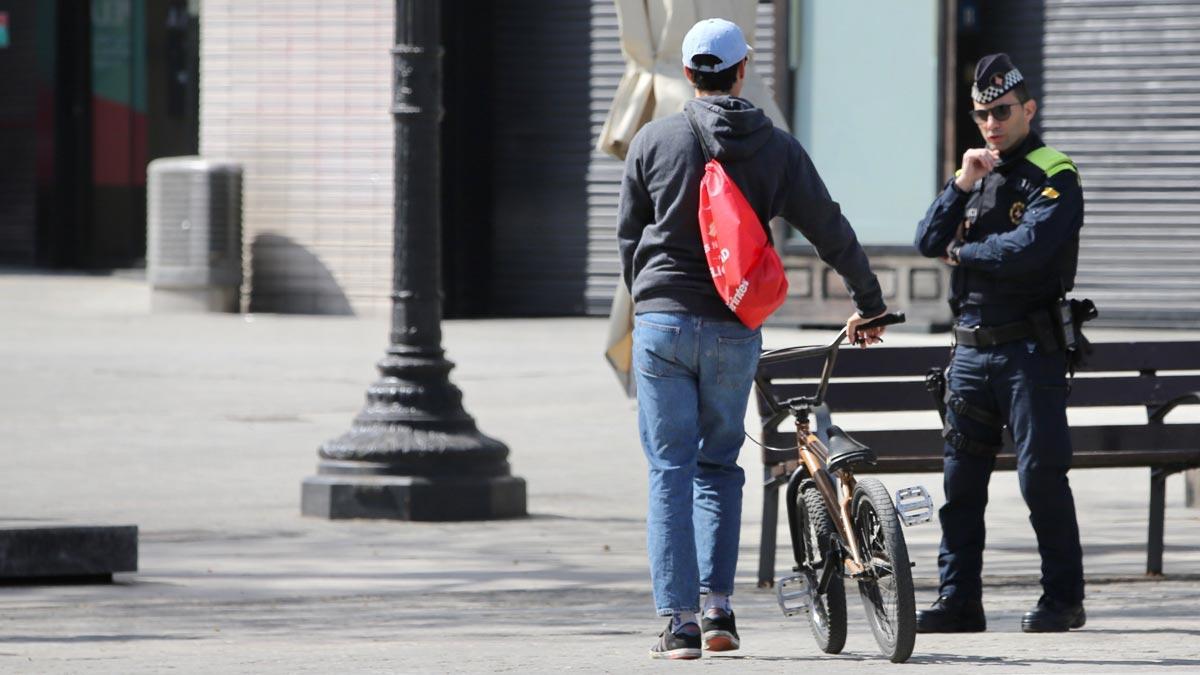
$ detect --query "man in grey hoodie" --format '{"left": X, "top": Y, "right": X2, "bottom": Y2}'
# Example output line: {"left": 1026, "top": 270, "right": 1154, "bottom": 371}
{"left": 617, "top": 18, "right": 889, "bottom": 660}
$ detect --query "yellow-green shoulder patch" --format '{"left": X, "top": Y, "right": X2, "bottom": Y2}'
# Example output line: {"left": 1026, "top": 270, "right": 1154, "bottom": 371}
{"left": 1025, "top": 146, "right": 1077, "bottom": 178}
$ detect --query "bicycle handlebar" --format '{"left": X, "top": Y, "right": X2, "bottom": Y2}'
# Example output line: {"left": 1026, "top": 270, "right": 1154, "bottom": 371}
{"left": 757, "top": 311, "right": 906, "bottom": 411}
{"left": 759, "top": 312, "right": 906, "bottom": 367}
{"left": 856, "top": 310, "right": 908, "bottom": 333}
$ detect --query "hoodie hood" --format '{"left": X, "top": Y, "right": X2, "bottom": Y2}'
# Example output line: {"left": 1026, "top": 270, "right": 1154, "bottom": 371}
{"left": 685, "top": 95, "right": 774, "bottom": 162}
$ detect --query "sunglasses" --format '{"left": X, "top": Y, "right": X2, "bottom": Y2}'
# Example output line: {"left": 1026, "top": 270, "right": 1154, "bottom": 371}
{"left": 969, "top": 102, "right": 1020, "bottom": 124}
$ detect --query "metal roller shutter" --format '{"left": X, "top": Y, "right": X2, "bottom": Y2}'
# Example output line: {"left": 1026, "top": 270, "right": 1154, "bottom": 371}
{"left": 490, "top": 0, "right": 594, "bottom": 315}
{"left": 0, "top": 0, "right": 39, "bottom": 265}
{"left": 1041, "top": 0, "right": 1200, "bottom": 326}
{"left": 584, "top": 1, "right": 625, "bottom": 316}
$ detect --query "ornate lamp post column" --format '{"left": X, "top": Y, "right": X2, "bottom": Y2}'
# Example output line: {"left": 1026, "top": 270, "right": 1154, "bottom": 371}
{"left": 302, "top": 0, "right": 526, "bottom": 520}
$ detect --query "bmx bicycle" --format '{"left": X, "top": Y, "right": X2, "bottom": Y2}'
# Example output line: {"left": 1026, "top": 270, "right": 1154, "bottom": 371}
{"left": 753, "top": 312, "right": 933, "bottom": 663}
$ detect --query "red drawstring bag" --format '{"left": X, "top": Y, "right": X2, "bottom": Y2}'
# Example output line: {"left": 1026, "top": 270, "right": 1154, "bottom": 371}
{"left": 685, "top": 107, "right": 788, "bottom": 329}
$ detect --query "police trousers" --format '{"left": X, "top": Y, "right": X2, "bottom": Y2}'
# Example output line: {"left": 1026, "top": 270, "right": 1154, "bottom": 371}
{"left": 938, "top": 338, "right": 1085, "bottom": 605}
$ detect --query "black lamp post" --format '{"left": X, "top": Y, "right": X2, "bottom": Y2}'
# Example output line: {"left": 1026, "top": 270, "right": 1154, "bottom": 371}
{"left": 301, "top": 0, "right": 526, "bottom": 520}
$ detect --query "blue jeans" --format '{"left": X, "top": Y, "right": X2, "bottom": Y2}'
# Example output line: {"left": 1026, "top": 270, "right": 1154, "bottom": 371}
{"left": 938, "top": 337, "right": 1085, "bottom": 605}
{"left": 632, "top": 311, "right": 762, "bottom": 616}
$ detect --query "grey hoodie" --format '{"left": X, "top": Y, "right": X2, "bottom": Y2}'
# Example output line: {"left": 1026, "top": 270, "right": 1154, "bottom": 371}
{"left": 618, "top": 95, "right": 885, "bottom": 320}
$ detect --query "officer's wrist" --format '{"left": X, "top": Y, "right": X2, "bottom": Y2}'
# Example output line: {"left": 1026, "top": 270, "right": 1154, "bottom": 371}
{"left": 951, "top": 177, "right": 972, "bottom": 194}
{"left": 946, "top": 241, "right": 963, "bottom": 265}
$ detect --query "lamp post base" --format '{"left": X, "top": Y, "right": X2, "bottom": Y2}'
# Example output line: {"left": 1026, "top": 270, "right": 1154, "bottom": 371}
{"left": 301, "top": 473, "right": 527, "bottom": 521}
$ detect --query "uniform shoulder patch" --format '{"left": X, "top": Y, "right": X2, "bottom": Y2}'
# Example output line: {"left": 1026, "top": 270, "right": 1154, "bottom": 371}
{"left": 1041, "top": 187, "right": 1060, "bottom": 199}
{"left": 1026, "top": 146, "right": 1077, "bottom": 178}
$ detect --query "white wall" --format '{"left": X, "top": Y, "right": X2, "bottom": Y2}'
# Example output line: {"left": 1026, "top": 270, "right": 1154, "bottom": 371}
{"left": 201, "top": 1, "right": 394, "bottom": 314}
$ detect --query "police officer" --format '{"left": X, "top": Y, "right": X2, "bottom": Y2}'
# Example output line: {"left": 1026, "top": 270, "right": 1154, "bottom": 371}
{"left": 913, "top": 53, "right": 1086, "bottom": 633}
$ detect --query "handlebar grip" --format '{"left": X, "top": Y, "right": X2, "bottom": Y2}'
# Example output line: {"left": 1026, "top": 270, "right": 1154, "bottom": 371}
{"left": 859, "top": 311, "right": 906, "bottom": 331}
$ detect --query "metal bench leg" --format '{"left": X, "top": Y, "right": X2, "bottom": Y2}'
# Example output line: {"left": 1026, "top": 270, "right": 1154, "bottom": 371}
{"left": 758, "top": 466, "right": 779, "bottom": 588}
{"left": 1147, "top": 467, "right": 1167, "bottom": 576}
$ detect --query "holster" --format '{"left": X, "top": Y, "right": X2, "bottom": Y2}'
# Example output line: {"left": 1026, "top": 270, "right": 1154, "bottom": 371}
{"left": 1028, "top": 308, "right": 1061, "bottom": 354}
{"left": 1052, "top": 299, "right": 1078, "bottom": 352}
{"left": 925, "top": 367, "right": 948, "bottom": 423}
{"left": 1029, "top": 298, "right": 1097, "bottom": 358}
{"left": 1066, "top": 298, "right": 1099, "bottom": 373}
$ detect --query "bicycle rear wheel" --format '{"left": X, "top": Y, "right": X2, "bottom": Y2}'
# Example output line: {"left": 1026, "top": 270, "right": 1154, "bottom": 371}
{"left": 794, "top": 479, "right": 847, "bottom": 654}
{"left": 852, "top": 477, "right": 916, "bottom": 663}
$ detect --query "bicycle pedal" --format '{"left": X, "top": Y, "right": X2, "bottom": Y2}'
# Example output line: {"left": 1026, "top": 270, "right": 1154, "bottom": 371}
{"left": 895, "top": 485, "right": 934, "bottom": 526}
{"left": 776, "top": 574, "right": 814, "bottom": 617}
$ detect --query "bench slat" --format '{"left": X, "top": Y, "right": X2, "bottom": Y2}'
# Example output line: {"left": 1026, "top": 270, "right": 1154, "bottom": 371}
{"left": 760, "top": 423, "right": 1200, "bottom": 468}
{"left": 852, "top": 450, "right": 1200, "bottom": 474}
{"left": 1087, "top": 341, "right": 1200, "bottom": 372}
{"left": 759, "top": 375, "right": 1200, "bottom": 413}
{"left": 757, "top": 345, "right": 946, "bottom": 379}
{"left": 756, "top": 341, "right": 1200, "bottom": 380}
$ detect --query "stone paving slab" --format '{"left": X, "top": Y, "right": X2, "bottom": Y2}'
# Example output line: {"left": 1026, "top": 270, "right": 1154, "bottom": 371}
{"left": 0, "top": 272, "right": 1198, "bottom": 672}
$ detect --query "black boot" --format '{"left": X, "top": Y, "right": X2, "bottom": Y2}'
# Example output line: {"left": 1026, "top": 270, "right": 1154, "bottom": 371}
{"left": 1021, "top": 596, "right": 1085, "bottom": 633}
{"left": 916, "top": 595, "right": 987, "bottom": 633}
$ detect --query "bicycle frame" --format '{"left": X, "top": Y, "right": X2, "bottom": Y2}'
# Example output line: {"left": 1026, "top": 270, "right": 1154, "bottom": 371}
{"left": 760, "top": 312, "right": 922, "bottom": 663}
{"left": 756, "top": 318, "right": 901, "bottom": 581}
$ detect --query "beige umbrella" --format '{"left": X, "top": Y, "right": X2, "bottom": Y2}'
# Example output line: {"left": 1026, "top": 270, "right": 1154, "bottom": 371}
{"left": 600, "top": 0, "right": 789, "bottom": 396}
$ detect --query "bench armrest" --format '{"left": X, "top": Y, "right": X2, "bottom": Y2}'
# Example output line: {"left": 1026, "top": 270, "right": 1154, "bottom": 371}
{"left": 1149, "top": 392, "right": 1200, "bottom": 424}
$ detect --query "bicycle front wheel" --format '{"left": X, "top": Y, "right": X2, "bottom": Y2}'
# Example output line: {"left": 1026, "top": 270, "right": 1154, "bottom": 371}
{"left": 852, "top": 477, "right": 916, "bottom": 663}
{"left": 794, "top": 479, "right": 847, "bottom": 654}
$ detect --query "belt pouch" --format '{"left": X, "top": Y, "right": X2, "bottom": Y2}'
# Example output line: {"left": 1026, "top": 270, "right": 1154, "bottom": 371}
{"left": 1028, "top": 309, "right": 1061, "bottom": 353}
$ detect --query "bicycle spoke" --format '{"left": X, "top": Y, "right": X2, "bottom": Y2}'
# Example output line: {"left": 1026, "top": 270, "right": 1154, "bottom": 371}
{"left": 856, "top": 499, "right": 900, "bottom": 641}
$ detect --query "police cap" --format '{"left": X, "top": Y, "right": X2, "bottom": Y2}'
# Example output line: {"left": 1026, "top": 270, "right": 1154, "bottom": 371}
{"left": 972, "top": 53, "right": 1024, "bottom": 104}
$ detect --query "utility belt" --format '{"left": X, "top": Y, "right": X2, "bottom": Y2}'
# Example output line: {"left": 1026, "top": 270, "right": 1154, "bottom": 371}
{"left": 931, "top": 298, "right": 1100, "bottom": 457}
{"left": 952, "top": 298, "right": 1098, "bottom": 356}
{"left": 951, "top": 320, "right": 1033, "bottom": 348}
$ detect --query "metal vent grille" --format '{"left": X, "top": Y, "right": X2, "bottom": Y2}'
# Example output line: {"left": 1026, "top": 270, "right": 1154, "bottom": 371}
{"left": 147, "top": 157, "right": 242, "bottom": 288}
{"left": 154, "top": 170, "right": 199, "bottom": 268}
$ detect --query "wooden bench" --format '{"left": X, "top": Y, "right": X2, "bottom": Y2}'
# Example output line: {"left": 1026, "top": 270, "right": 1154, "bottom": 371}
{"left": 753, "top": 340, "right": 1200, "bottom": 588}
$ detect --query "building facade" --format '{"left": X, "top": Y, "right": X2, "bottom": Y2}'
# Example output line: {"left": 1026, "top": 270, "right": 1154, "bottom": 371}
{"left": 0, "top": 0, "right": 199, "bottom": 269}
{"left": 3, "top": 1, "right": 1199, "bottom": 326}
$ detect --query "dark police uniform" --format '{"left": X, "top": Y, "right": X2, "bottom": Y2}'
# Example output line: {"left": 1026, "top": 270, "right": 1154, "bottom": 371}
{"left": 914, "top": 55, "right": 1086, "bottom": 622}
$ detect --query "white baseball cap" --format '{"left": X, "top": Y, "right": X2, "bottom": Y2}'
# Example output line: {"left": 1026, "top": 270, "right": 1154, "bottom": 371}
{"left": 681, "top": 18, "right": 751, "bottom": 73}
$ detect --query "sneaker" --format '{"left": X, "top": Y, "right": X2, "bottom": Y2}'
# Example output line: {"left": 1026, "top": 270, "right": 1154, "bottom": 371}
{"left": 701, "top": 609, "right": 740, "bottom": 651}
{"left": 649, "top": 620, "right": 701, "bottom": 660}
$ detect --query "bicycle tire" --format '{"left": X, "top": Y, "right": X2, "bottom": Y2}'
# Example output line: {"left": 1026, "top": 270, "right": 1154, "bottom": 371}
{"left": 794, "top": 479, "right": 847, "bottom": 654}
{"left": 852, "top": 477, "right": 917, "bottom": 663}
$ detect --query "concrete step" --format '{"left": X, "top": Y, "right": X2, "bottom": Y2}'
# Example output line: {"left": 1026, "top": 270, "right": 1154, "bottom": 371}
{"left": 0, "top": 522, "right": 137, "bottom": 581}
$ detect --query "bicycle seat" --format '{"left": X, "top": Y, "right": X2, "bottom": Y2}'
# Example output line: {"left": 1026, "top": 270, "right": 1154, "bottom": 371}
{"left": 825, "top": 425, "right": 877, "bottom": 473}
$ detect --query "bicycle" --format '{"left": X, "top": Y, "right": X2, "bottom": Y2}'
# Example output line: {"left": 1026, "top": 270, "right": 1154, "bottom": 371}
{"left": 753, "top": 312, "right": 933, "bottom": 663}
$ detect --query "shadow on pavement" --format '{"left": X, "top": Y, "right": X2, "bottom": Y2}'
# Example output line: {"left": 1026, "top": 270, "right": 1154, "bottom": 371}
{"left": 914, "top": 653, "right": 1200, "bottom": 668}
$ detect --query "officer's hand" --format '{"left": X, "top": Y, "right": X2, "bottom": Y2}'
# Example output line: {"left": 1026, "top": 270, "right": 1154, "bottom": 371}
{"left": 954, "top": 148, "right": 1000, "bottom": 191}
{"left": 846, "top": 310, "right": 888, "bottom": 348}
{"left": 940, "top": 238, "right": 962, "bottom": 266}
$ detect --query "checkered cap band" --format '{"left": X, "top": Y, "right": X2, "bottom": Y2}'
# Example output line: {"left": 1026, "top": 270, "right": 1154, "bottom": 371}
{"left": 972, "top": 68, "right": 1024, "bottom": 103}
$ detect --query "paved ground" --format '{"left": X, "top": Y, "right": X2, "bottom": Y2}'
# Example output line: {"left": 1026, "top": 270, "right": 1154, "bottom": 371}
{"left": 1, "top": 272, "right": 1199, "bottom": 673}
